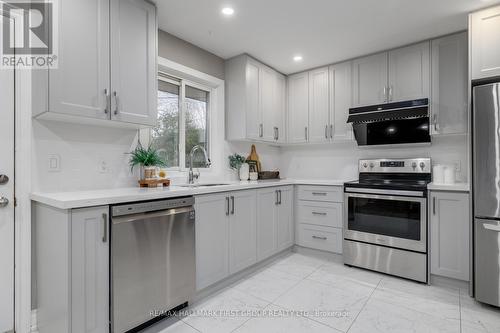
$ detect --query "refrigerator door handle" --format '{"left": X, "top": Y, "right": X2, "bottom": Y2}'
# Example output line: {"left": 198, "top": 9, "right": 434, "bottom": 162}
{"left": 483, "top": 223, "right": 500, "bottom": 232}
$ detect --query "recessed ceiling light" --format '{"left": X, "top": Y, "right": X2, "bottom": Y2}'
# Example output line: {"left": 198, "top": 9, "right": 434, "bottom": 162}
{"left": 221, "top": 7, "right": 234, "bottom": 16}
{"left": 293, "top": 55, "right": 303, "bottom": 62}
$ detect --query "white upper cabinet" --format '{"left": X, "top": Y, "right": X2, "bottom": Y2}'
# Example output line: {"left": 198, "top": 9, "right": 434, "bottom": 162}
{"left": 110, "top": 0, "right": 157, "bottom": 126}
{"left": 226, "top": 55, "right": 285, "bottom": 143}
{"left": 470, "top": 5, "right": 500, "bottom": 80}
{"left": 329, "top": 62, "right": 354, "bottom": 142}
{"left": 388, "top": 42, "right": 430, "bottom": 102}
{"left": 431, "top": 32, "right": 468, "bottom": 135}
{"left": 352, "top": 53, "right": 388, "bottom": 107}
{"left": 36, "top": 0, "right": 157, "bottom": 127}
{"left": 47, "top": 0, "right": 110, "bottom": 120}
{"left": 287, "top": 72, "right": 310, "bottom": 143}
{"left": 308, "top": 67, "right": 330, "bottom": 143}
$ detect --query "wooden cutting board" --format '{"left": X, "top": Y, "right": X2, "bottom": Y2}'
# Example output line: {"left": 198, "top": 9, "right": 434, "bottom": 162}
{"left": 247, "top": 144, "right": 262, "bottom": 172}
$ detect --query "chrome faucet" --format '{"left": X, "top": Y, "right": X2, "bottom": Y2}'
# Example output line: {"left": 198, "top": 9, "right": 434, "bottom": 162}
{"left": 188, "top": 145, "right": 211, "bottom": 184}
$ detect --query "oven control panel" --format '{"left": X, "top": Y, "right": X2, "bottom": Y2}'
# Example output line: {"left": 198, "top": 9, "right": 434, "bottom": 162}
{"left": 359, "top": 158, "right": 431, "bottom": 173}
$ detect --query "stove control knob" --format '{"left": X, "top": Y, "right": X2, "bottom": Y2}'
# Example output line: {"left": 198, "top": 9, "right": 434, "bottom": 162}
{"left": 419, "top": 162, "right": 425, "bottom": 170}
{"left": 412, "top": 162, "right": 417, "bottom": 170}
{"left": 369, "top": 162, "right": 375, "bottom": 169}
{"left": 363, "top": 163, "right": 368, "bottom": 169}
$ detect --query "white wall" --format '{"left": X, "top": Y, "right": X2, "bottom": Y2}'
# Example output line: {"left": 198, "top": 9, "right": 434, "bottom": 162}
{"left": 279, "top": 135, "right": 469, "bottom": 182}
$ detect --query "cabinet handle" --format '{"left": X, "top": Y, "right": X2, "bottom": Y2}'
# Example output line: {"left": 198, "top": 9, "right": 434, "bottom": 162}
{"left": 388, "top": 85, "right": 393, "bottom": 102}
{"left": 276, "top": 127, "right": 279, "bottom": 141}
{"left": 104, "top": 89, "right": 110, "bottom": 114}
{"left": 383, "top": 86, "right": 387, "bottom": 102}
{"left": 102, "top": 213, "right": 108, "bottom": 243}
{"left": 113, "top": 91, "right": 119, "bottom": 115}
{"left": 231, "top": 196, "right": 235, "bottom": 215}
{"left": 330, "top": 124, "right": 333, "bottom": 139}
{"left": 432, "top": 196, "right": 436, "bottom": 215}
{"left": 305, "top": 127, "right": 308, "bottom": 141}
{"left": 312, "top": 192, "right": 327, "bottom": 196}
{"left": 278, "top": 190, "right": 282, "bottom": 205}
{"left": 259, "top": 124, "right": 263, "bottom": 138}
{"left": 312, "top": 211, "right": 327, "bottom": 216}
{"left": 312, "top": 235, "right": 327, "bottom": 240}
{"left": 325, "top": 125, "right": 329, "bottom": 139}
{"left": 433, "top": 114, "right": 439, "bottom": 133}
{"left": 275, "top": 190, "right": 279, "bottom": 205}
{"left": 226, "top": 197, "right": 230, "bottom": 216}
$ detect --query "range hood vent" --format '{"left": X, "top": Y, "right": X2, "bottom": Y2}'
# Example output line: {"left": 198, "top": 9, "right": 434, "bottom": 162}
{"left": 347, "top": 99, "right": 429, "bottom": 124}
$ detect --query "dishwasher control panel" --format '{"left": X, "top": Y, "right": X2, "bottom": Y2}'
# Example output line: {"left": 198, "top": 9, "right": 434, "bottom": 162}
{"left": 112, "top": 196, "right": 195, "bottom": 217}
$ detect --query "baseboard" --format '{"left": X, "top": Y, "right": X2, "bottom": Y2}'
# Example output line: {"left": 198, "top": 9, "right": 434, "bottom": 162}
{"left": 293, "top": 245, "right": 343, "bottom": 263}
{"left": 29, "top": 309, "right": 39, "bottom": 333}
{"left": 430, "top": 274, "right": 470, "bottom": 291}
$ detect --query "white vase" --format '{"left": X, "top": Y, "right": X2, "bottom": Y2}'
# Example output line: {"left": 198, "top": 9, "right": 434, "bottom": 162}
{"left": 239, "top": 163, "right": 250, "bottom": 181}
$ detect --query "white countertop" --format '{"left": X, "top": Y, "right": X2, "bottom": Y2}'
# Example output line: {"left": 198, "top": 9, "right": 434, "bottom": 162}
{"left": 427, "top": 182, "right": 470, "bottom": 192}
{"left": 31, "top": 179, "right": 349, "bottom": 209}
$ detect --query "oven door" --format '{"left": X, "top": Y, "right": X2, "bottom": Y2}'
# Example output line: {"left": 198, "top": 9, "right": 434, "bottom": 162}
{"left": 344, "top": 191, "right": 427, "bottom": 252}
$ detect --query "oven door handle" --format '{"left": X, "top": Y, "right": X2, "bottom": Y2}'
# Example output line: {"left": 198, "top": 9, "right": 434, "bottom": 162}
{"left": 344, "top": 191, "right": 427, "bottom": 204}
{"left": 345, "top": 187, "right": 425, "bottom": 198}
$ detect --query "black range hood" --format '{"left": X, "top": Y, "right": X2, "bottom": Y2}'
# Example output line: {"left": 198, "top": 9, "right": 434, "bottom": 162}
{"left": 347, "top": 99, "right": 431, "bottom": 146}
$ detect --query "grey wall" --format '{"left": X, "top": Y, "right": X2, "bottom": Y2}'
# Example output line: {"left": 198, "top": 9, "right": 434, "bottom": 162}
{"left": 158, "top": 30, "right": 225, "bottom": 80}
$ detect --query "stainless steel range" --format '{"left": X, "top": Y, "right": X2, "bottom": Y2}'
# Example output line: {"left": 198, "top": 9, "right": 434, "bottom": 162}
{"left": 343, "top": 158, "right": 431, "bottom": 283}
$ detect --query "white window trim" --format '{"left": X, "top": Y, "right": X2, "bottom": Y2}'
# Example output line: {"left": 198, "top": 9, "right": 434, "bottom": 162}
{"left": 153, "top": 57, "right": 225, "bottom": 179}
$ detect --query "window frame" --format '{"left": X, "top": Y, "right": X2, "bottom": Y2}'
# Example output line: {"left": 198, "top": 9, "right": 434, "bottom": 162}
{"left": 154, "top": 72, "right": 212, "bottom": 171}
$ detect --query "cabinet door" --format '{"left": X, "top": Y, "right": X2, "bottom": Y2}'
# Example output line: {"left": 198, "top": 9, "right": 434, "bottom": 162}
{"left": 308, "top": 68, "right": 330, "bottom": 143}
{"left": 50, "top": 0, "right": 110, "bottom": 120}
{"left": 277, "top": 186, "right": 294, "bottom": 251}
{"left": 195, "top": 194, "right": 229, "bottom": 290}
{"left": 260, "top": 66, "right": 276, "bottom": 142}
{"left": 256, "top": 188, "right": 278, "bottom": 260}
{"left": 431, "top": 33, "right": 468, "bottom": 135}
{"left": 287, "top": 72, "right": 309, "bottom": 143}
{"left": 330, "top": 62, "right": 354, "bottom": 142}
{"left": 71, "top": 206, "right": 109, "bottom": 333}
{"left": 274, "top": 74, "right": 287, "bottom": 143}
{"left": 352, "top": 53, "right": 388, "bottom": 107}
{"left": 388, "top": 42, "right": 430, "bottom": 102}
{"left": 246, "top": 59, "right": 261, "bottom": 140}
{"left": 110, "top": 0, "right": 157, "bottom": 126}
{"left": 229, "top": 190, "right": 257, "bottom": 274}
{"left": 470, "top": 6, "right": 500, "bottom": 80}
{"left": 430, "top": 192, "right": 470, "bottom": 281}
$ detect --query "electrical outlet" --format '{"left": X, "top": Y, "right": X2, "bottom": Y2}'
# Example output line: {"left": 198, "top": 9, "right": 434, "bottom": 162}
{"left": 48, "top": 154, "right": 61, "bottom": 172}
{"left": 99, "top": 160, "right": 110, "bottom": 174}
{"left": 452, "top": 160, "right": 461, "bottom": 172}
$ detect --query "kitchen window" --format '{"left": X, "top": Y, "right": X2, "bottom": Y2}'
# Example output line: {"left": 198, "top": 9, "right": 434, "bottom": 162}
{"left": 152, "top": 74, "right": 210, "bottom": 169}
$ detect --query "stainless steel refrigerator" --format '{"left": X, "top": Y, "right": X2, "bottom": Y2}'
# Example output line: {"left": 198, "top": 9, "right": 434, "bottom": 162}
{"left": 473, "top": 82, "right": 500, "bottom": 307}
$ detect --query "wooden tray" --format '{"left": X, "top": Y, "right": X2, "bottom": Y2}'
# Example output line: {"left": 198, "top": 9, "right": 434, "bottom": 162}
{"left": 138, "top": 178, "right": 170, "bottom": 188}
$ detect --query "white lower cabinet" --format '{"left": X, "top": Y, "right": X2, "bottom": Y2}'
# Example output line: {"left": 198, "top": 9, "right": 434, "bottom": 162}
{"left": 34, "top": 204, "right": 109, "bottom": 333}
{"left": 430, "top": 191, "right": 470, "bottom": 281}
{"left": 277, "top": 186, "right": 294, "bottom": 251}
{"left": 296, "top": 185, "right": 344, "bottom": 254}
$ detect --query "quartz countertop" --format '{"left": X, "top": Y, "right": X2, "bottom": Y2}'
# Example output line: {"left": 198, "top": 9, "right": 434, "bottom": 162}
{"left": 427, "top": 182, "right": 470, "bottom": 192}
{"left": 31, "top": 179, "right": 349, "bottom": 209}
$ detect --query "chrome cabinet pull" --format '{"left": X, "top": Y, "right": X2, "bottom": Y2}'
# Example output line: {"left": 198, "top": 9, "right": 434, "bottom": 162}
{"left": 305, "top": 127, "right": 308, "bottom": 141}
{"left": 113, "top": 91, "right": 119, "bottom": 115}
{"left": 432, "top": 196, "right": 436, "bottom": 215}
{"left": 259, "top": 124, "right": 263, "bottom": 138}
{"left": 102, "top": 213, "right": 108, "bottom": 243}
{"left": 312, "top": 211, "right": 327, "bottom": 216}
{"left": 383, "top": 86, "right": 387, "bottom": 102}
{"left": 325, "top": 125, "right": 329, "bottom": 139}
{"left": 278, "top": 190, "right": 282, "bottom": 205}
{"left": 104, "top": 89, "right": 110, "bottom": 114}
{"left": 231, "top": 196, "right": 235, "bottom": 215}
{"left": 388, "top": 85, "right": 393, "bottom": 102}
{"left": 312, "top": 192, "right": 327, "bottom": 196}
{"left": 433, "top": 114, "right": 439, "bottom": 132}
{"left": 312, "top": 235, "right": 327, "bottom": 240}
{"left": 276, "top": 127, "right": 279, "bottom": 141}
{"left": 226, "top": 197, "right": 230, "bottom": 216}
{"left": 330, "top": 124, "right": 333, "bottom": 139}
{"left": 0, "top": 197, "right": 9, "bottom": 208}
{"left": 275, "top": 190, "right": 279, "bottom": 205}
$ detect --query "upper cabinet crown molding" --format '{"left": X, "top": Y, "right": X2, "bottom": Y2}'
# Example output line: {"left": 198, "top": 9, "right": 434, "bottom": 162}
{"left": 470, "top": 5, "right": 500, "bottom": 80}
{"left": 33, "top": 0, "right": 158, "bottom": 128}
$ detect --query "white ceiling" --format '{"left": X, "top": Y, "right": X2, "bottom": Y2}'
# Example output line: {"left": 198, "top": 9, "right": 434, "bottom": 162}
{"left": 154, "top": 0, "right": 500, "bottom": 74}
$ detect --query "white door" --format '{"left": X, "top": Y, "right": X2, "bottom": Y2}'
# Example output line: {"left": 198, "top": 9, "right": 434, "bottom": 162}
{"left": 287, "top": 72, "right": 309, "bottom": 143}
{"left": 245, "top": 59, "right": 261, "bottom": 140}
{"left": 50, "top": 0, "right": 110, "bottom": 120}
{"left": 329, "top": 62, "right": 353, "bottom": 142}
{"left": 228, "top": 190, "right": 257, "bottom": 274}
{"left": 194, "top": 194, "right": 229, "bottom": 290}
{"left": 308, "top": 68, "right": 330, "bottom": 143}
{"left": 0, "top": 13, "right": 15, "bottom": 332}
{"left": 256, "top": 188, "right": 278, "bottom": 260}
{"left": 71, "top": 207, "right": 109, "bottom": 333}
{"left": 260, "top": 66, "right": 276, "bottom": 142}
{"left": 431, "top": 32, "right": 468, "bottom": 135}
{"left": 470, "top": 6, "right": 500, "bottom": 80}
{"left": 352, "top": 52, "right": 388, "bottom": 107}
{"left": 388, "top": 42, "right": 430, "bottom": 102}
{"left": 110, "top": 0, "right": 157, "bottom": 126}
{"left": 277, "top": 186, "right": 294, "bottom": 251}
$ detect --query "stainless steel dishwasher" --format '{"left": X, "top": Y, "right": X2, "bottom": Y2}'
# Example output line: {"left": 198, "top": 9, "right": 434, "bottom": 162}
{"left": 111, "top": 197, "right": 195, "bottom": 333}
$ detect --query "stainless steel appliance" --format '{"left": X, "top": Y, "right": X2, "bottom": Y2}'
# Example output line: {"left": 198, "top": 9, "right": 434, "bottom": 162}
{"left": 473, "top": 82, "right": 500, "bottom": 307}
{"left": 347, "top": 99, "right": 431, "bottom": 146}
{"left": 111, "top": 197, "right": 196, "bottom": 332}
{"left": 344, "top": 158, "right": 431, "bottom": 283}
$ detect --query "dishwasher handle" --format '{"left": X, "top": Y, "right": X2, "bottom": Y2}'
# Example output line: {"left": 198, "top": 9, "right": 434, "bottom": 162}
{"left": 112, "top": 206, "right": 194, "bottom": 225}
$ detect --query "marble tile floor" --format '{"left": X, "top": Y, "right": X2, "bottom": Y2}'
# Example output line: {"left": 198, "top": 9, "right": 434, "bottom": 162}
{"left": 142, "top": 252, "right": 500, "bottom": 333}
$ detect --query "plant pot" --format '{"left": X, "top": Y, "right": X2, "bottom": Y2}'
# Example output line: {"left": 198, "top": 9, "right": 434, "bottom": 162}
{"left": 143, "top": 166, "right": 157, "bottom": 180}
{"left": 239, "top": 163, "right": 249, "bottom": 181}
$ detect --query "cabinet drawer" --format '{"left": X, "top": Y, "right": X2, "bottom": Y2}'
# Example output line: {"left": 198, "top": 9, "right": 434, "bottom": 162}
{"left": 297, "top": 201, "right": 343, "bottom": 228}
{"left": 297, "top": 185, "right": 343, "bottom": 202}
{"left": 297, "top": 224, "right": 343, "bottom": 254}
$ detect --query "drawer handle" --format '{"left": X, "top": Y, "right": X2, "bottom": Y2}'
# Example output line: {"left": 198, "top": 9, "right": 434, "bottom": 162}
{"left": 311, "top": 192, "right": 327, "bottom": 196}
{"left": 312, "top": 211, "right": 327, "bottom": 216}
{"left": 312, "top": 235, "right": 327, "bottom": 240}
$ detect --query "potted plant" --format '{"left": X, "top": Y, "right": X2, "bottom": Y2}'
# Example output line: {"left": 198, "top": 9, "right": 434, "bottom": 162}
{"left": 228, "top": 153, "right": 249, "bottom": 180}
{"left": 129, "top": 144, "right": 167, "bottom": 179}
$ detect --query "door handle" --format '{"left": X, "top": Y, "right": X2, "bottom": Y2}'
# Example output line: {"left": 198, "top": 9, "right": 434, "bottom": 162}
{"left": 226, "top": 197, "right": 230, "bottom": 216}
{"left": 0, "top": 197, "right": 9, "bottom": 208}
{"left": 483, "top": 223, "right": 500, "bottom": 232}
{"left": 312, "top": 235, "right": 327, "bottom": 240}
{"left": 102, "top": 213, "right": 108, "bottom": 243}
{"left": 231, "top": 196, "right": 235, "bottom": 215}
{"left": 432, "top": 197, "right": 436, "bottom": 215}
{"left": 104, "top": 89, "right": 110, "bottom": 114}
{"left": 113, "top": 91, "right": 119, "bottom": 115}
{"left": 278, "top": 190, "right": 282, "bottom": 205}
